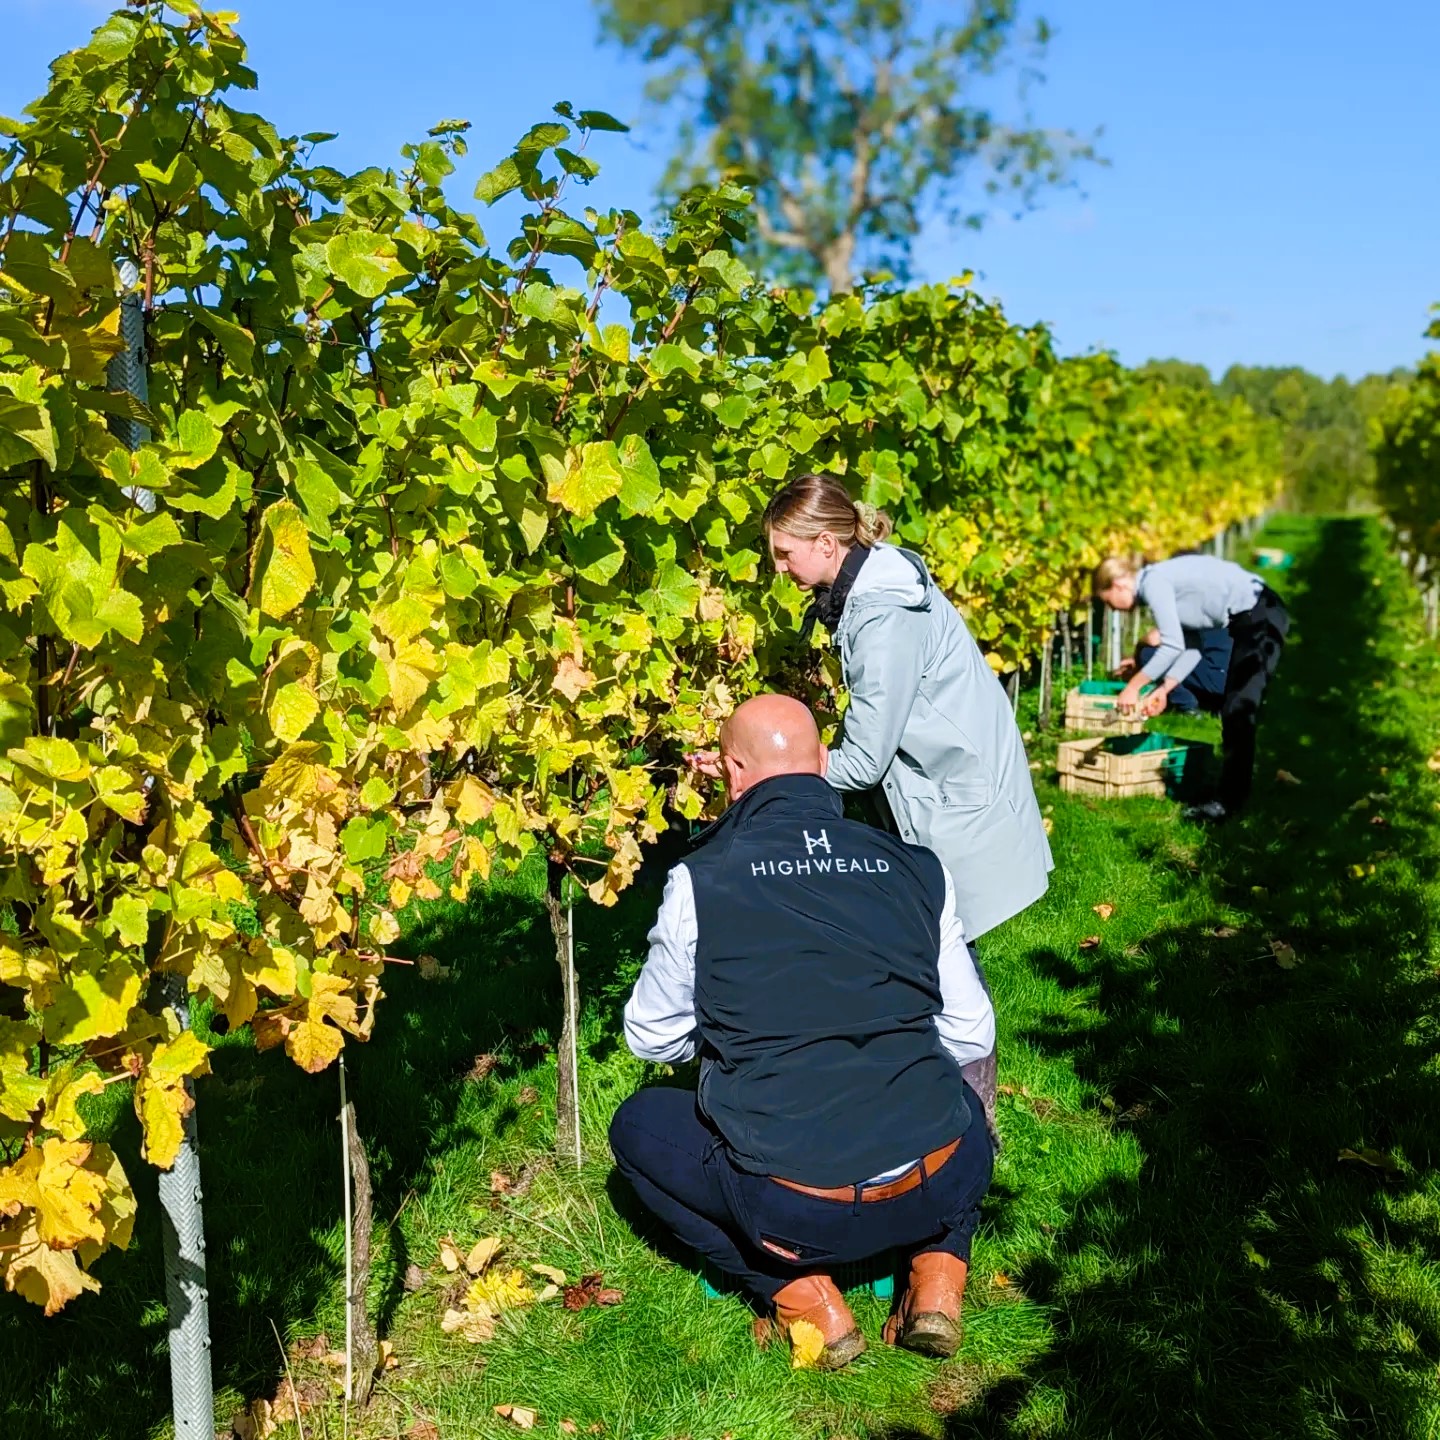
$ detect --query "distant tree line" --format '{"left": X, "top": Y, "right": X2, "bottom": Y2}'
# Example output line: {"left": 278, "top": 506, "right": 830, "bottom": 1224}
{"left": 1140, "top": 360, "right": 1411, "bottom": 514}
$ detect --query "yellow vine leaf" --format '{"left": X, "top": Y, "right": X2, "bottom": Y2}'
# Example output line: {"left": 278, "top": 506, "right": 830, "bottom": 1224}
{"left": 0, "top": 1139, "right": 108, "bottom": 1249}
{"left": 552, "top": 654, "right": 597, "bottom": 702}
{"left": 136, "top": 1031, "right": 211, "bottom": 1169}
{"left": 788, "top": 1318, "right": 827, "bottom": 1369}
{"left": 42, "top": 957, "right": 145, "bottom": 1046}
{"left": 0, "top": 1211, "right": 102, "bottom": 1314}
{"left": 548, "top": 441, "right": 624, "bottom": 518}
{"left": 252, "top": 501, "right": 316, "bottom": 619}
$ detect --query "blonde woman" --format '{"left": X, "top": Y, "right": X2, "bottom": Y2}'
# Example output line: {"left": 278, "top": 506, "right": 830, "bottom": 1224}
{"left": 693, "top": 474, "right": 1053, "bottom": 1145}
{"left": 1093, "top": 552, "right": 1289, "bottom": 821}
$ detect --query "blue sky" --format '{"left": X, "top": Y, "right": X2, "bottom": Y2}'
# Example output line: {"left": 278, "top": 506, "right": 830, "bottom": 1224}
{"left": 3, "top": 0, "right": 1435, "bottom": 380}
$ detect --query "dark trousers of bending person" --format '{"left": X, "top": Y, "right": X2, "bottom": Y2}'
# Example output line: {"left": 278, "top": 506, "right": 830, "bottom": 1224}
{"left": 1219, "top": 584, "right": 1290, "bottom": 810}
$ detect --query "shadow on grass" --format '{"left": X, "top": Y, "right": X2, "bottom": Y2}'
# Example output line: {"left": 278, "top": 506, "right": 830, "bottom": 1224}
{"left": 937, "top": 518, "right": 1440, "bottom": 1438}
{"left": 0, "top": 839, "right": 666, "bottom": 1439}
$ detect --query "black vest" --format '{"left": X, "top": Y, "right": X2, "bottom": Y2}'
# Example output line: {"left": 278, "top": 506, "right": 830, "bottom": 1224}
{"left": 687, "top": 772, "right": 972, "bottom": 1186}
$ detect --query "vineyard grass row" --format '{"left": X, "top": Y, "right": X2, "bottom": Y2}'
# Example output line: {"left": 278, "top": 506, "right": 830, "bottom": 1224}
{"left": 4, "top": 515, "right": 1438, "bottom": 1440}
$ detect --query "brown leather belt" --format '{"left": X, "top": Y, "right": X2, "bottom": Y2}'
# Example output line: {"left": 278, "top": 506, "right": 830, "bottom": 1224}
{"left": 771, "top": 1136, "right": 962, "bottom": 1203}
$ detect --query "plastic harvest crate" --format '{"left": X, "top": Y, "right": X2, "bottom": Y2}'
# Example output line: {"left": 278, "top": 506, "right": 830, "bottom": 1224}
{"left": 1063, "top": 679, "right": 1150, "bottom": 735}
{"left": 697, "top": 1250, "right": 897, "bottom": 1301}
{"left": 1056, "top": 731, "right": 1211, "bottom": 800}
{"left": 1252, "top": 547, "right": 1294, "bottom": 571}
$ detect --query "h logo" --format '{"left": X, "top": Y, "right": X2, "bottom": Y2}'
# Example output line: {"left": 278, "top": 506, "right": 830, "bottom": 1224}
{"left": 802, "top": 828, "right": 832, "bottom": 855}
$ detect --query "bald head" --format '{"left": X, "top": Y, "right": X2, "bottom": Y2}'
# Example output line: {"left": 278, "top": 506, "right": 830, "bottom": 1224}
{"left": 719, "top": 694, "right": 827, "bottom": 800}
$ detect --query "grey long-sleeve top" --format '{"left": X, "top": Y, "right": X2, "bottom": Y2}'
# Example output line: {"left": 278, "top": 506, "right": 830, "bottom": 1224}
{"left": 1136, "top": 555, "right": 1263, "bottom": 685}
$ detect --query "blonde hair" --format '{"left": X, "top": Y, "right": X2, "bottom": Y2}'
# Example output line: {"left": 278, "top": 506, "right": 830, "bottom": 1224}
{"left": 762, "top": 473, "right": 893, "bottom": 550}
{"left": 1092, "top": 555, "right": 1136, "bottom": 596}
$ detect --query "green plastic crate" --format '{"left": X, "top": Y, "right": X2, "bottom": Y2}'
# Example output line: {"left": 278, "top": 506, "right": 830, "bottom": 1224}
{"left": 1057, "top": 730, "right": 1212, "bottom": 799}
{"left": 1252, "top": 547, "right": 1293, "bottom": 571}
{"left": 1065, "top": 679, "right": 1154, "bottom": 733}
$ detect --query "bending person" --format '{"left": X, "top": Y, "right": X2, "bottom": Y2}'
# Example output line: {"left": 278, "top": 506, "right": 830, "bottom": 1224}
{"left": 1094, "top": 552, "right": 1290, "bottom": 821}
{"left": 612, "top": 695, "right": 995, "bottom": 1370}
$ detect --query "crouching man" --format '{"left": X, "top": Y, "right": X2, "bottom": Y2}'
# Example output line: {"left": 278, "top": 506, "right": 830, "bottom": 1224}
{"left": 609, "top": 695, "right": 995, "bottom": 1370}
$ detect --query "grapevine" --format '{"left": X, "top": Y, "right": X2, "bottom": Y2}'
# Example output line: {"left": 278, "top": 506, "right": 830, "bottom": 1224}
{"left": 0, "top": 2, "right": 1279, "bottom": 1312}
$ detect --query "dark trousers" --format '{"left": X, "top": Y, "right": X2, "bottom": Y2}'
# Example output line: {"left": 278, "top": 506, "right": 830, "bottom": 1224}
{"left": 1137, "top": 626, "right": 1231, "bottom": 714}
{"left": 1220, "top": 586, "right": 1290, "bottom": 810}
{"left": 609, "top": 1084, "right": 993, "bottom": 1306}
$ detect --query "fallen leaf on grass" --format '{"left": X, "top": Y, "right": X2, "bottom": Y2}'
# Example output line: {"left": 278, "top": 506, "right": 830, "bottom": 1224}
{"left": 231, "top": 1400, "right": 277, "bottom": 1440}
{"left": 561, "top": 1424, "right": 579, "bottom": 1435}
{"left": 1210, "top": 924, "right": 1242, "bottom": 939}
{"left": 532, "top": 1263, "right": 567, "bottom": 1286}
{"left": 417, "top": 953, "right": 451, "bottom": 981}
{"left": 465, "top": 1236, "right": 502, "bottom": 1275}
{"left": 289, "top": 1333, "right": 330, "bottom": 1361}
{"left": 467, "top": 1053, "right": 499, "bottom": 1082}
{"left": 377, "top": 1339, "right": 400, "bottom": 1372}
{"left": 562, "top": 1272, "right": 625, "bottom": 1310}
{"left": 991, "top": 1272, "right": 1012, "bottom": 1288}
{"left": 440, "top": 1307, "right": 496, "bottom": 1343}
{"left": 1092, "top": 903, "right": 1115, "bottom": 920}
{"left": 403, "top": 1263, "right": 426, "bottom": 1292}
{"left": 1349, "top": 862, "right": 1377, "bottom": 878}
{"left": 490, "top": 1170, "right": 513, "bottom": 1195}
{"left": 1349, "top": 792, "right": 1387, "bottom": 810}
{"left": 1241, "top": 1240, "right": 1269, "bottom": 1269}
{"left": 1078, "top": 935, "right": 1101, "bottom": 951}
{"left": 407, "top": 1422, "right": 440, "bottom": 1440}
{"left": 438, "top": 1236, "right": 463, "bottom": 1273}
{"left": 231, "top": 1379, "right": 313, "bottom": 1440}
{"left": 788, "top": 1318, "right": 826, "bottom": 1370}
{"left": 1270, "top": 939, "right": 1299, "bottom": 969}
{"left": 1369, "top": 814, "right": 1389, "bottom": 827}
{"left": 1042, "top": 816, "right": 1054, "bottom": 835}
{"left": 1338, "top": 1147, "right": 1403, "bottom": 1175}
{"left": 494, "top": 1404, "right": 539, "bottom": 1430}
{"left": 1276, "top": 769, "right": 1302, "bottom": 786}
{"left": 467, "top": 1268, "right": 538, "bottom": 1315}
{"left": 517, "top": 1085, "right": 540, "bottom": 1106}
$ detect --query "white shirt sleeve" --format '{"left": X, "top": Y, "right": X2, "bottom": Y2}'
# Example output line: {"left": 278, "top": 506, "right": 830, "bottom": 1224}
{"left": 934, "top": 864, "right": 996, "bottom": 1068}
{"left": 622, "top": 863, "right": 700, "bottom": 1063}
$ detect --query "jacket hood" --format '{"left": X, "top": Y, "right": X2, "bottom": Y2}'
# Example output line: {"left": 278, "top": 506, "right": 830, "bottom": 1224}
{"left": 846, "top": 543, "right": 933, "bottom": 616}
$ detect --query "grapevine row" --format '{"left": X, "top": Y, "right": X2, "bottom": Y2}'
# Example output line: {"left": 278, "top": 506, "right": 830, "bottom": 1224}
{"left": 0, "top": 2, "right": 1278, "bottom": 1311}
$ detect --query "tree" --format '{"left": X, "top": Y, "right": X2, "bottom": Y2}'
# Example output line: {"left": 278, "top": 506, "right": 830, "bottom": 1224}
{"left": 597, "top": 0, "right": 1098, "bottom": 294}
{"left": 1218, "top": 364, "right": 1413, "bottom": 513}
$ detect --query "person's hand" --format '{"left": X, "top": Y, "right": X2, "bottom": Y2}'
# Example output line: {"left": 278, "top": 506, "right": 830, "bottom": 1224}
{"left": 1112, "top": 657, "right": 1138, "bottom": 680}
{"left": 1142, "top": 690, "right": 1169, "bottom": 718}
{"left": 1114, "top": 682, "right": 1145, "bottom": 716}
{"left": 685, "top": 749, "right": 723, "bottom": 779}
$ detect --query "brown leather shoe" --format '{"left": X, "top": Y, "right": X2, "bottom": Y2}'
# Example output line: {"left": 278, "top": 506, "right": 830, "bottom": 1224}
{"left": 881, "top": 1252, "right": 968, "bottom": 1358}
{"left": 771, "top": 1274, "right": 866, "bottom": 1370}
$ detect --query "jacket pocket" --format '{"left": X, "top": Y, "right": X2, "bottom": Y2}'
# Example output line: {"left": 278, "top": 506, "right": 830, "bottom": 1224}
{"left": 936, "top": 776, "right": 994, "bottom": 809}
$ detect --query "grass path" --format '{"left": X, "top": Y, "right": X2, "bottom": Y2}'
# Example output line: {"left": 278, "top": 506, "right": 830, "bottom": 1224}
{"left": 4, "top": 515, "right": 1439, "bottom": 1439}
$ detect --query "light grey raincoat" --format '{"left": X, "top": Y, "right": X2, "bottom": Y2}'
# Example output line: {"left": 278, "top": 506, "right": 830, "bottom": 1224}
{"left": 825, "top": 544, "right": 1053, "bottom": 941}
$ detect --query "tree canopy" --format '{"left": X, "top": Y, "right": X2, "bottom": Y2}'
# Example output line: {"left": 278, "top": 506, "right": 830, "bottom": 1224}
{"left": 597, "top": 0, "right": 1098, "bottom": 293}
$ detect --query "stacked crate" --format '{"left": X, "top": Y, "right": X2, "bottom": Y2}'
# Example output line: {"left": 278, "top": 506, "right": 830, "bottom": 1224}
{"left": 1056, "top": 732, "right": 1211, "bottom": 800}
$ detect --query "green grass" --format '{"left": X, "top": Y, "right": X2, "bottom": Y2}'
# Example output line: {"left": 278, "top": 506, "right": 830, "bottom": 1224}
{"left": 4, "top": 515, "right": 1440, "bottom": 1438}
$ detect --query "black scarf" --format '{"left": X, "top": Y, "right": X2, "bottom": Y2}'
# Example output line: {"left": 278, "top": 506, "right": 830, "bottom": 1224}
{"left": 800, "top": 543, "right": 872, "bottom": 641}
